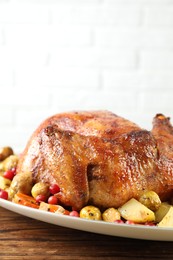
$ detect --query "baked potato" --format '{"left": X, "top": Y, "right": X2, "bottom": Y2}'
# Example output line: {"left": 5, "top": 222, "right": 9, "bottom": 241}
{"left": 139, "top": 191, "right": 161, "bottom": 211}
{"left": 80, "top": 205, "right": 102, "bottom": 220}
{"left": 0, "top": 146, "right": 13, "bottom": 161}
{"left": 118, "top": 198, "right": 155, "bottom": 223}
{"left": 8, "top": 171, "right": 33, "bottom": 200}
{"left": 102, "top": 208, "right": 121, "bottom": 222}
{"left": 31, "top": 182, "right": 50, "bottom": 199}
{"left": 0, "top": 155, "right": 18, "bottom": 171}
{"left": 0, "top": 176, "right": 11, "bottom": 191}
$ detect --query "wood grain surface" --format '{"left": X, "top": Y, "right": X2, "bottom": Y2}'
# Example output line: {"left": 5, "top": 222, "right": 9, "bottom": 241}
{"left": 0, "top": 206, "right": 173, "bottom": 260}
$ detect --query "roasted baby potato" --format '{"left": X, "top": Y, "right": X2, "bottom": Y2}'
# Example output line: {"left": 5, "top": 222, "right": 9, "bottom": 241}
{"left": 102, "top": 207, "right": 121, "bottom": 222}
{"left": 0, "top": 176, "right": 11, "bottom": 191}
{"left": 8, "top": 172, "right": 33, "bottom": 200}
{"left": 118, "top": 198, "right": 155, "bottom": 223}
{"left": 80, "top": 205, "right": 102, "bottom": 220}
{"left": 31, "top": 182, "right": 49, "bottom": 199}
{"left": 155, "top": 202, "right": 171, "bottom": 223}
{"left": 0, "top": 146, "right": 13, "bottom": 161}
{"left": 139, "top": 191, "right": 161, "bottom": 211}
{"left": 0, "top": 155, "right": 18, "bottom": 171}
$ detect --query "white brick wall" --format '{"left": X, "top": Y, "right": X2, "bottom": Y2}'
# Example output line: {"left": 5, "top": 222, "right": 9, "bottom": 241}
{"left": 0, "top": 0, "right": 173, "bottom": 152}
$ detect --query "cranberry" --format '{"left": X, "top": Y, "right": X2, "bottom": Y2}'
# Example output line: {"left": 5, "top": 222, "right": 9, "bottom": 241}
{"left": 48, "top": 195, "right": 58, "bottom": 205}
{"left": 49, "top": 184, "right": 60, "bottom": 194}
{"left": 125, "top": 220, "right": 135, "bottom": 225}
{"left": 3, "top": 169, "right": 15, "bottom": 180}
{"left": 145, "top": 222, "right": 156, "bottom": 226}
{"left": 35, "top": 194, "right": 47, "bottom": 203}
{"left": 69, "top": 211, "right": 79, "bottom": 217}
{"left": 114, "top": 219, "right": 124, "bottom": 224}
{"left": 0, "top": 189, "right": 8, "bottom": 200}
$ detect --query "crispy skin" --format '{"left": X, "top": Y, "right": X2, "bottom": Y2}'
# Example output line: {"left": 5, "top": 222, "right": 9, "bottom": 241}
{"left": 151, "top": 114, "right": 173, "bottom": 200}
{"left": 14, "top": 111, "right": 173, "bottom": 210}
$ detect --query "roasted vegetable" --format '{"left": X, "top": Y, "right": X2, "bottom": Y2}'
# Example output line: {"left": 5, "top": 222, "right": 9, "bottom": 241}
{"left": 31, "top": 182, "right": 49, "bottom": 199}
{"left": 0, "top": 176, "right": 11, "bottom": 191}
{"left": 155, "top": 202, "right": 171, "bottom": 223}
{"left": 158, "top": 206, "right": 173, "bottom": 227}
{"left": 13, "top": 193, "right": 39, "bottom": 209}
{"left": 0, "top": 155, "right": 18, "bottom": 171}
{"left": 118, "top": 198, "right": 155, "bottom": 223}
{"left": 39, "top": 201, "right": 60, "bottom": 213}
{"left": 39, "top": 201, "right": 69, "bottom": 215}
{"left": 0, "top": 146, "right": 13, "bottom": 161}
{"left": 80, "top": 206, "right": 102, "bottom": 220}
{"left": 139, "top": 191, "right": 161, "bottom": 211}
{"left": 102, "top": 208, "right": 121, "bottom": 222}
{"left": 55, "top": 206, "right": 69, "bottom": 215}
{"left": 0, "top": 170, "right": 4, "bottom": 176}
{"left": 8, "top": 171, "right": 33, "bottom": 200}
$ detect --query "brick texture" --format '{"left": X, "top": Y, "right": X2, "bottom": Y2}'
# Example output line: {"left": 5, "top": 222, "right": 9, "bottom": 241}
{"left": 0, "top": 0, "right": 173, "bottom": 152}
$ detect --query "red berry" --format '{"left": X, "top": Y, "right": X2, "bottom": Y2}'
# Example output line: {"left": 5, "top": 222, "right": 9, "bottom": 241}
{"left": 145, "top": 222, "right": 156, "bottom": 226}
{"left": 3, "top": 169, "right": 15, "bottom": 180}
{"left": 49, "top": 184, "right": 60, "bottom": 194}
{"left": 69, "top": 211, "right": 79, "bottom": 217}
{"left": 114, "top": 219, "right": 124, "bottom": 224}
{"left": 35, "top": 194, "right": 47, "bottom": 203}
{"left": 48, "top": 195, "right": 58, "bottom": 205}
{"left": 125, "top": 220, "right": 135, "bottom": 225}
{"left": 0, "top": 189, "right": 8, "bottom": 200}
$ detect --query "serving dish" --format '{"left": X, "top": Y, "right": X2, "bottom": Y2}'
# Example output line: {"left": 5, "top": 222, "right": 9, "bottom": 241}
{"left": 0, "top": 198, "right": 173, "bottom": 241}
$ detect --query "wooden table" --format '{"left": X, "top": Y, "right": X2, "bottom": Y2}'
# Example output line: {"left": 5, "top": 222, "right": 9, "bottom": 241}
{"left": 0, "top": 206, "right": 173, "bottom": 260}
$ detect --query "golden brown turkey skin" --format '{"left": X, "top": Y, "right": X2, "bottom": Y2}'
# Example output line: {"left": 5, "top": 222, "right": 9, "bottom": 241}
{"left": 13, "top": 111, "right": 173, "bottom": 210}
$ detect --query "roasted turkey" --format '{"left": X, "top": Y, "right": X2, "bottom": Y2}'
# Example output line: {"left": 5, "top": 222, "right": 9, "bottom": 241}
{"left": 10, "top": 111, "right": 173, "bottom": 210}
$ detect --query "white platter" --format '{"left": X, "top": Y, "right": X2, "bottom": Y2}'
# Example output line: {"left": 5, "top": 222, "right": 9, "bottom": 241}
{"left": 0, "top": 198, "right": 173, "bottom": 241}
